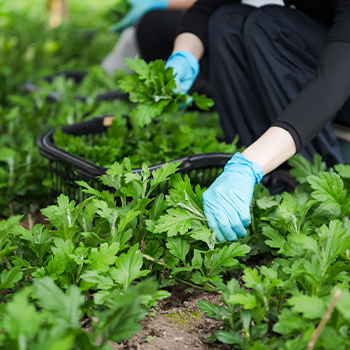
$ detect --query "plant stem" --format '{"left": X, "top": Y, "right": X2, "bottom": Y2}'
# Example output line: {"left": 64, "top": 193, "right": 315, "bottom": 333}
{"left": 307, "top": 289, "right": 342, "bottom": 350}
{"left": 139, "top": 212, "right": 143, "bottom": 244}
{"left": 174, "top": 278, "right": 213, "bottom": 291}
{"left": 142, "top": 253, "right": 167, "bottom": 267}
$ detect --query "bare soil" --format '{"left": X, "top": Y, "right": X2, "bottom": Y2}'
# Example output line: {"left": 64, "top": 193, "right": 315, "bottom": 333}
{"left": 105, "top": 284, "right": 230, "bottom": 350}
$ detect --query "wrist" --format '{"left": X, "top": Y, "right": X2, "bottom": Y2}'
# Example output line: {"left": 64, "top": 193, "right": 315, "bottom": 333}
{"left": 242, "top": 127, "right": 296, "bottom": 175}
{"left": 159, "top": 0, "right": 170, "bottom": 8}
{"left": 226, "top": 152, "right": 264, "bottom": 184}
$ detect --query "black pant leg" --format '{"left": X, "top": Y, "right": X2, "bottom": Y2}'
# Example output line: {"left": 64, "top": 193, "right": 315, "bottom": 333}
{"left": 136, "top": 10, "right": 212, "bottom": 100}
{"left": 136, "top": 10, "right": 181, "bottom": 62}
{"left": 243, "top": 5, "right": 343, "bottom": 166}
{"left": 208, "top": 3, "right": 270, "bottom": 147}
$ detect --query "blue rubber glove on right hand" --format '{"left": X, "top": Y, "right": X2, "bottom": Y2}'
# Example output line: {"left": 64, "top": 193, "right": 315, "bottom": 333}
{"left": 109, "top": 0, "right": 168, "bottom": 33}
{"left": 165, "top": 51, "right": 199, "bottom": 94}
{"left": 203, "top": 152, "right": 264, "bottom": 242}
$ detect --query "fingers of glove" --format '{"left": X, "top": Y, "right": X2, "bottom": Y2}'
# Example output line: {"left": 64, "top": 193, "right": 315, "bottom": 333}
{"left": 239, "top": 208, "right": 251, "bottom": 228}
{"left": 205, "top": 210, "right": 226, "bottom": 242}
{"left": 231, "top": 193, "right": 251, "bottom": 228}
{"left": 216, "top": 212, "right": 238, "bottom": 242}
{"left": 229, "top": 209, "right": 247, "bottom": 238}
{"left": 180, "top": 78, "right": 193, "bottom": 94}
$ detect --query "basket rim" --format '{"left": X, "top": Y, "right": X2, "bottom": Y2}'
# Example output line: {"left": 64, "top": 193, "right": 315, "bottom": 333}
{"left": 36, "top": 115, "right": 233, "bottom": 179}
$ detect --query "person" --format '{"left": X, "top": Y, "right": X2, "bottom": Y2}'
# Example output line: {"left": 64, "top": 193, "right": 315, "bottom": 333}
{"left": 135, "top": 0, "right": 284, "bottom": 103}
{"left": 165, "top": 0, "right": 350, "bottom": 242}
{"left": 101, "top": 0, "right": 197, "bottom": 75}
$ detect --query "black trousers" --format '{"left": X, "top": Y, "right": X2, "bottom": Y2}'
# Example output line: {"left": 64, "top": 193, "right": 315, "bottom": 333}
{"left": 209, "top": 3, "right": 344, "bottom": 166}
{"left": 136, "top": 10, "right": 213, "bottom": 100}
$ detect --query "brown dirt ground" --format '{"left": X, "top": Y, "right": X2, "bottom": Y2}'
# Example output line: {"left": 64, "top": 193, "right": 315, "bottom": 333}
{"left": 100, "top": 284, "right": 230, "bottom": 350}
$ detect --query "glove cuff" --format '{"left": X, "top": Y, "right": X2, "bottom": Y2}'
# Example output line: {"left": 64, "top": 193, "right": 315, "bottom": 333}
{"left": 158, "top": 0, "right": 169, "bottom": 8}
{"left": 226, "top": 152, "right": 264, "bottom": 184}
{"left": 170, "top": 50, "right": 200, "bottom": 80}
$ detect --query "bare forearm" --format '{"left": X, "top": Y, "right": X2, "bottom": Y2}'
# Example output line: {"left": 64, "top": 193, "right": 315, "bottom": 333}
{"left": 173, "top": 32, "right": 204, "bottom": 60}
{"left": 168, "top": 0, "right": 197, "bottom": 10}
{"left": 242, "top": 127, "right": 296, "bottom": 175}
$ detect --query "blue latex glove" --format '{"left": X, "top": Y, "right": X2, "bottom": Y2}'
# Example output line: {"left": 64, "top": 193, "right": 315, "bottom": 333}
{"left": 165, "top": 51, "right": 199, "bottom": 94}
{"left": 203, "top": 152, "right": 264, "bottom": 242}
{"left": 109, "top": 0, "right": 168, "bottom": 33}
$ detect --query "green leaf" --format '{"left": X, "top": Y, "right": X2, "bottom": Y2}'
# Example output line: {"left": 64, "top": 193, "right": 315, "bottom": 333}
{"left": 308, "top": 171, "right": 347, "bottom": 211}
{"left": 81, "top": 270, "right": 114, "bottom": 290}
{"left": 229, "top": 292, "right": 257, "bottom": 309}
{"left": 336, "top": 290, "right": 350, "bottom": 321}
{"left": 110, "top": 244, "right": 149, "bottom": 290}
{"left": 208, "top": 243, "right": 251, "bottom": 271}
{"left": 0, "top": 266, "right": 23, "bottom": 292}
{"left": 192, "top": 249, "right": 203, "bottom": 269}
{"left": 255, "top": 196, "right": 280, "bottom": 210}
{"left": 287, "top": 295, "right": 326, "bottom": 319}
{"left": 2, "top": 288, "right": 43, "bottom": 341}
{"left": 262, "top": 226, "right": 286, "bottom": 251}
{"left": 289, "top": 153, "right": 326, "bottom": 184}
{"left": 45, "top": 254, "right": 66, "bottom": 279}
{"left": 166, "top": 237, "right": 190, "bottom": 265}
{"left": 149, "top": 194, "right": 168, "bottom": 220}
{"left": 149, "top": 162, "right": 181, "bottom": 194}
{"left": 155, "top": 208, "right": 192, "bottom": 237}
{"left": 191, "top": 92, "right": 214, "bottom": 110}
{"left": 335, "top": 163, "right": 350, "bottom": 179}
{"left": 273, "top": 308, "right": 312, "bottom": 335}
{"left": 214, "top": 331, "right": 245, "bottom": 345}
{"left": 290, "top": 234, "right": 320, "bottom": 258}
{"left": 190, "top": 227, "right": 215, "bottom": 250}
{"left": 87, "top": 242, "right": 120, "bottom": 273}
{"left": 97, "top": 280, "right": 157, "bottom": 344}
{"left": 198, "top": 300, "right": 229, "bottom": 321}
{"left": 34, "top": 277, "right": 85, "bottom": 328}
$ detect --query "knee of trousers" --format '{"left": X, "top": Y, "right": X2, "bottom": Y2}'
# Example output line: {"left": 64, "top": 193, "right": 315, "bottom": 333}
{"left": 208, "top": 3, "right": 250, "bottom": 56}
{"left": 243, "top": 6, "right": 283, "bottom": 55}
{"left": 136, "top": 10, "right": 164, "bottom": 52}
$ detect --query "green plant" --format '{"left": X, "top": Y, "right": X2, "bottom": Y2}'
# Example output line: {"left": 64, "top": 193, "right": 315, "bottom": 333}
{"left": 0, "top": 277, "right": 159, "bottom": 349}
{"left": 197, "top": 159, "right": 350, "bottom": 349}
{"left": 118, "top": 56, "right": 214, "bottom": 126}
{"left": 53, "top": 111, "right": 238, "bottom": 168}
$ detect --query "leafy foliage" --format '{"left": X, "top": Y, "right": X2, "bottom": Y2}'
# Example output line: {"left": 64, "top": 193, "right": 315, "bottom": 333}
{"left": 199, "top": 160, "right": 350, "bottom": 350}
{"left": 53, "top": 112, "right": 238, "bottom": 168}
{"left": 0, "top": 277, "right": 158, "bottom": 349}
{"left": 118, "top": 56, "right": 214, "bottom": 126}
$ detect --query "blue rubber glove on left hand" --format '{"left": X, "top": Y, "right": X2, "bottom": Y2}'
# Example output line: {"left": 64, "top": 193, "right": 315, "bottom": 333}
{"left": 109, "top": 0, "right": 168, "bottom": 33}
{"left": 203, "top": 152, "right": 264, "bottom": 242}
{"left": 165, "top": 51, "right": 199, "bottom": 94}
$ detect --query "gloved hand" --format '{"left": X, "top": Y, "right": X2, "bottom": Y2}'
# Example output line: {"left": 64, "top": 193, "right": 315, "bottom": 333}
{"left": 203, "top": 152, "right": 264, "bottom": 242}
{"left": 165, "top": 51, "right": 199, "bottom": 94}
{"left": 109, "top": 0, "right": 168, "bottom": 33}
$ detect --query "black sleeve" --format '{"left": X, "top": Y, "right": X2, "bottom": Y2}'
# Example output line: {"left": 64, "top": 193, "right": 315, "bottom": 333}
{"left": 272, "top": 42, "right": 350, "bottom": 152}
{"left": 177, "top": 0, "right": 234, "bottom": 48}
{"left": 271, "top": 0, "right": 350, "bottom": 152}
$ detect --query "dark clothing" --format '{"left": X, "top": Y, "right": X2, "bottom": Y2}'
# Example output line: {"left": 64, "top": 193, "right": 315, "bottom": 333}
{"left": 178, "top": 0, "right": 350, "bottom": 156}
{"left": 208, "top": 3, "right": 345, "bottom": 166}
{"left": 179, "top": 0, "right": 350, "bottom": 48}
{"left": 136, "top": 10, "right": 212, "bottom": 99}
{"left": 137, "top": 10, "right": 181, "bottom": 63}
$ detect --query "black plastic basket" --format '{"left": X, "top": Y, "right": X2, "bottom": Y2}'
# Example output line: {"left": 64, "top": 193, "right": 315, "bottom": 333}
{"left": 23, "top": 70, "right": 128, "bottom": 103}
{"left": 37, "top": 115, "right": 233, "bottom": 203}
